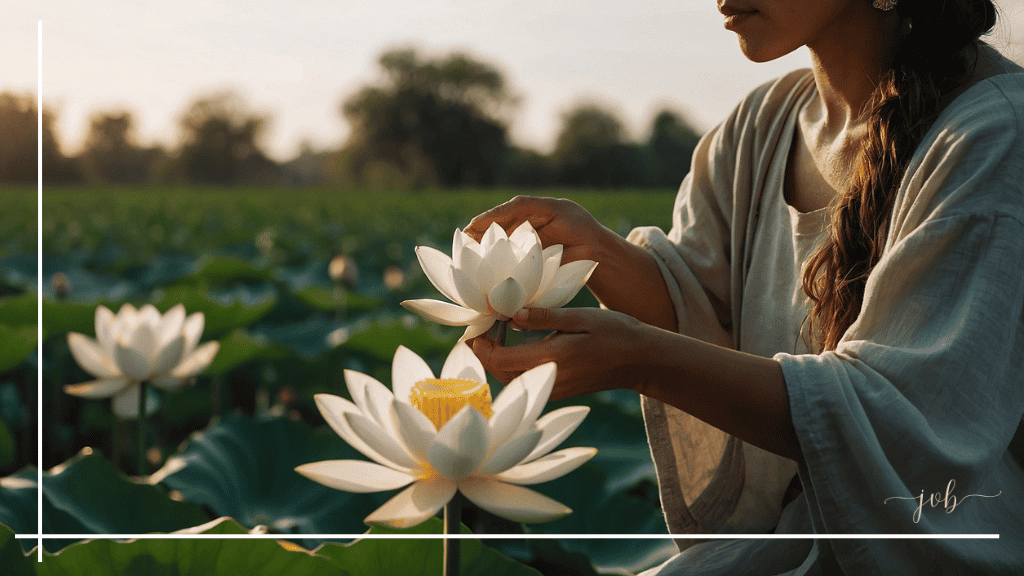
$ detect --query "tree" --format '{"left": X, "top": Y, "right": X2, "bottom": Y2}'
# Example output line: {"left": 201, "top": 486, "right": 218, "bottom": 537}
{"left": 551, "top": 103, "right": 648, "bottom": 187}
{"left": 175, "top": 91, "right": 276, "bottom": 185}
{"left": 0, "top": 92, "right": 80, "bottom": 184}
{"left": 646, "top": 109, "right": 701, "bottom": 187}
{"left": 339, "top": 47, "right": 515, "bottom": 189}
{"left": 78, "top": 111, "right": 165, "bottom": 184}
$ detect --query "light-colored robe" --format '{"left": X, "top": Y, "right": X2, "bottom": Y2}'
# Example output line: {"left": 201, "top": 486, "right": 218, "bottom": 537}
{"left": 630, "top": 68, "right": 1024, "bottom": 575}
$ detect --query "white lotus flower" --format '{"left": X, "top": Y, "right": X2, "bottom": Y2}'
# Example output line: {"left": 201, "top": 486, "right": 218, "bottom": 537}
{"left": 402, "top": 221, "right": 598, "bottom": 341}
{"left": 295, "top": 342, "right": 596, "bottom": 529}
{"left": 65, "top": 303, "right": 220, "bottom": 418}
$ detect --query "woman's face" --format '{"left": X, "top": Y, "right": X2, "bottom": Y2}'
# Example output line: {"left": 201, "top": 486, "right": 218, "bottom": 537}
{"left": 717, "top": 0, "right": 865, "bottom": 62}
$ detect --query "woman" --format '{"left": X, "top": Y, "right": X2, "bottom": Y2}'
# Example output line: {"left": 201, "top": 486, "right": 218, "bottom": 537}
{"left": 466, "top": 0, "right": 1023, "bottom": 573}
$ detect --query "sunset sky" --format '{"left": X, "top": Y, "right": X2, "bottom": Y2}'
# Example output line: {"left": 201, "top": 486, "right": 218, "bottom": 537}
{"left": 8, "top": 1, "right": 1024, "bottom": 161}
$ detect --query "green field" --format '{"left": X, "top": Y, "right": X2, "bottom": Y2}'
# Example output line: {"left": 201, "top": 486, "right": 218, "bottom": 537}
{"left": 4, "top": 186, "right": 683, "bottom": 574}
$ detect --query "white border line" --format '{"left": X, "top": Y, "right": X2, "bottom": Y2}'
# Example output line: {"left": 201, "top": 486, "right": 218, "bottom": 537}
{"left": 37, "top": 18, "right": 44, "bottom": 563}
{"left": 20, "top": 17, "right": 1001, "bottom": 561}
{"left": 34, "top": 533, "right": 999, "bottom": 540}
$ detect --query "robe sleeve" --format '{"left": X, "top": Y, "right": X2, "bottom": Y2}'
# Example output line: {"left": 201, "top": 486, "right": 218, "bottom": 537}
{"left": 626, "top": 71, "right": 814, "bottom": 541}
{"left": 776, "top": 77, "right": 1024, "bottom": 574}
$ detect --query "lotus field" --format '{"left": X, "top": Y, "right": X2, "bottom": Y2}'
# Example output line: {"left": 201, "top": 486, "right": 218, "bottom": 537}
{"left": 0, "top": 186, "right": 680, "bottom": 575}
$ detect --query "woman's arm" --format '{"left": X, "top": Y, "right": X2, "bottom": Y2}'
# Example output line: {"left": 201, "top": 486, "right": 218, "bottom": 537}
{"left": 465, "top": 196, "right": 678, "bottom": 331}
{"left": 471, "top": 306, "right": 803, "bottom": 463}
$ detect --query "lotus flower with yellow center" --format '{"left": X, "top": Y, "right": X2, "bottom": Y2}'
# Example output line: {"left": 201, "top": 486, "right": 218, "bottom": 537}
{"left": 402, "top": 221, "right": 597, "bottom": 341}
{"left": 295, "top": 342, "right": 596, "bottom": 528}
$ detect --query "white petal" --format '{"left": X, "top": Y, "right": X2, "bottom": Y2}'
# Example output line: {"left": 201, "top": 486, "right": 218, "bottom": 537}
{"left": 452, "top": 228, "right": 465, "bottom": 261}
{"left": 529, "top": 260, "right": 598, "bottom": 309}
{"left": 345, "top": 411, "right": 421, "bottom": 471}
{"left": 488, "top": 277, "right": 528, "bottom": 319}
{"left": 523, "top": 405, "right": 591, "bottom": 463}
{"left": 481, "top": 221, "right": 507, "bottom": 248}
{"left": 487, "top": 382, "right": 528, "bottom": 452}
{"left": 415, "top": 246, "right": 462, "bottom": 305}
{"left": 456, "top": 243, "right": 484, "bottom": 282}
{"left": 169, "top": 341, "right": 219, "bottom": 378}
{"left": 295, "top": 460, "right": 416, "bottom": 493}
{"left": 508, "top": 241, "right": 544, "bottom": 302}
{"left": 315, "top": 394, "right": 415, "bottom": 473}
{"left": 393, "top": 400, "right": 438, "bottom": 462}
{"left": 115, "top": 341, "right": 152, "bottom": 380}
{"left": 361, "top": 376, "right": 402, "bottom": 441}
{"left": 64, "top": 378, "right": 130, "bottom": 399}
{"left": 455, "top": 228, "right": 482, "bottom": 256}
{"left": 391, "top": 345, "right": 435, "bottom": 404}
{"left": 512, "top": 362, "right": 557, "bottom": 437}
{"left": 181, "top": 313, "right": 205, "bottom": 355}
{"left": 364, "top": 477, "right": 457, "bottom": 529}
{"left": 138, "top": 304, "right": 161, "bottom": 327}
{"left": 151, "top": 335, "right": 185, "bottom": 377}
{"left": 451, "top": 266, "right": 489, "bottom": 313}
{"left": 459, "top": 319, "right": 496, "bottom": 343}
{"left": 508, "top": 220, "right": 540, "bottom": 252}
{"left": 479, "top": 428, "right": 542, "bottom": 475}
{"left": 482, "top": 238, "right": 517, "bottom": 287}
{"left": 128, "top": 321, "right": 160, "bottom": 363}
{"left": 528, "top": 246, "right": 564, "bottom": 306}
{"left": 440, "top": 341, "right": 486, "bottom": 383}
{"left": 459, "top": 477, "right": 571, "bottom": 523}
{"left": 401, "top": 299, "right": 485, "bottom": 326}
{"left": 95, "top": 306, "right": 117, "bottom": 358}
{"left": 497, "top": 447, "right": 597, "bottom": 485}
{"left": 158, "top": 304, "right": 186, "bottom": 347}
{"left": 427, "top": 406, "right": 489, "bottom": 481}
{"left": 67, "top": 333, "right": 120, "bottom": 378}
{"left": 115, "top": 303, "right": 138, "bottom": 325}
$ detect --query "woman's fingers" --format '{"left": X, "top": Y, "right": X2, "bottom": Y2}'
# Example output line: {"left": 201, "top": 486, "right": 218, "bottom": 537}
{"left": 510, "top": 307, "right": 589, "bottom": 333}
{"left": 465, "top": 196, "right": 557, "bottom": 241}
{"left": 471, "top": 337, "right": 544, "bottom": 383}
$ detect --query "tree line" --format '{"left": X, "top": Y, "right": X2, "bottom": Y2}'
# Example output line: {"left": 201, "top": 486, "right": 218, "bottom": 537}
{"left": 1, "top": 48, "right": 701, "bottom": 189}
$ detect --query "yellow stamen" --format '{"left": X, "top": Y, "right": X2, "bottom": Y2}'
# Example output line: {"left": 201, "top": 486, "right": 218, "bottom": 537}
{"left": 409, "top": 378, "right": 493, "bottom": 431}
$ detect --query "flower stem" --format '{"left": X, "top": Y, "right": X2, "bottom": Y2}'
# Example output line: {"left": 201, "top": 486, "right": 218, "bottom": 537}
{"left": 443, "top": 494, "right": 461, "bottom": 576}
{"left": 494, "top": 320, "right": 507, "bottom": 347}
{"left": 136, "top": 381, "right": 147, "bottom": 476}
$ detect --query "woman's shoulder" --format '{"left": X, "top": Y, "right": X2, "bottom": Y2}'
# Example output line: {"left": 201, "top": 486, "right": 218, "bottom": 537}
{"left": 895, "top": 70, "right": 1024, "bottom": 236}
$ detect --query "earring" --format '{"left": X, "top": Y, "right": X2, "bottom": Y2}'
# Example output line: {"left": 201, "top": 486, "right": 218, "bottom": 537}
{"left": 873, "top": 0, "right": 897, "bottom": 10}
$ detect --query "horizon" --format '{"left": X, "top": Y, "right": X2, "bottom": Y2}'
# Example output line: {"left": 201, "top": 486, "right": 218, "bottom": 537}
{"left": 7, "top": 1, "right": 1024, "bottom": 163}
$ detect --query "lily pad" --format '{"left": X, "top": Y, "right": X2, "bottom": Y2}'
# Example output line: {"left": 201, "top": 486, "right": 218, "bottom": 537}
{"left": 186, "top": 255, "right": 274, "bottom": 287}
{"left": 151, "top": 285, "right": 276, "bottom": 338}
{"left": 0, "top": 324, "right": 36, "bottom": 373}
{"left": 42, "top": 450, "right": 210, "bottom": 535}
{"left": 0, "top": 293, "right": 37, "bottom": 327}
{"left": 315, "top": 517, "right": 543, "bottom": 576}
{"left": 0, "top": 523, "right": 35, "bottom": 576}
{"left": 35, "top": 517, "right": 344, "bottom": 576}
{"left": 0, "top": 467, "right": 38, "bottom": 535}
{"left": 292, "top": 287, "right": 383, "bottom": 316}
{"left": 204, "top": 329, "right": 295, "bottom": 376}
{"left": 342, "top": 317, "right": 453, "bottom": 363}
{"left": 150, "top": 415, "right": 386, "bottom": 536}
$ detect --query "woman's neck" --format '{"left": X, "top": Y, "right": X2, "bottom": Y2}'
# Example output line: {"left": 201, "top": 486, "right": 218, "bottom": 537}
{"left": 804, "top": 4, "right": 903, "bottom": 133}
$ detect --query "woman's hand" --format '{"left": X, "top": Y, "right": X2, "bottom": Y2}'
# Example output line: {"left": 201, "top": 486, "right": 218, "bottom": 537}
{"left": 470, "top": 306, "right": 651, "bottom": 401}
{"left": 466, "top": 195, "right": 678, "bottom": 331}
{"left": 465, "top": 195, "right": 612, "bottom": 265}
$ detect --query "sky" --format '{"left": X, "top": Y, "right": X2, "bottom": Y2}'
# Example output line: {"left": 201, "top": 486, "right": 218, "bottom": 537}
{"left": 7, "top": 1, "right": 1024, "bottom": 162}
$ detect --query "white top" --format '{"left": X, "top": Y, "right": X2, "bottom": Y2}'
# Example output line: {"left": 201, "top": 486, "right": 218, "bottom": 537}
{"left": 629, "top": 68, "right": 1024, "bottom": 574}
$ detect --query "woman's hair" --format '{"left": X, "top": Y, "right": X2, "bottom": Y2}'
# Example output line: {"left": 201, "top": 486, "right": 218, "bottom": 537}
{"left": 801, "top": 0, "right": 998, "bottom": 352}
